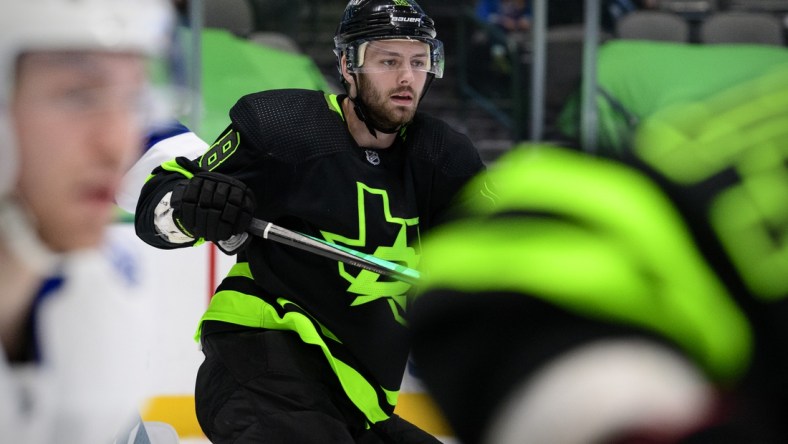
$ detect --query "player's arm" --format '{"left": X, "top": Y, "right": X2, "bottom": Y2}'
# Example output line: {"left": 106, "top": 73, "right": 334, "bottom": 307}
{"left": 117, "top": 120, "right": 208, "bottom": 214}
{"left": 134, "top": 124, "right": 257, "bottom": 254}
{"left": 428, "top": 133, "right": 487, "bottom": 229}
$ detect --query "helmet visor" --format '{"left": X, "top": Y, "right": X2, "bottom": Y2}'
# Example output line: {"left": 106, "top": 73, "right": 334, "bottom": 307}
{"left": 347, "top": 38, "right": 444, "bottom": 78}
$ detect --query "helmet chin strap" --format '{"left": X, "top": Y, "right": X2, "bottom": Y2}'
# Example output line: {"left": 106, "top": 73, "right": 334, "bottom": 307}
{"left": 351, "top": 98, "right": 400, "bottom": 138}
{"left": 348, "top": 73, "right": 401, "bottom": 139}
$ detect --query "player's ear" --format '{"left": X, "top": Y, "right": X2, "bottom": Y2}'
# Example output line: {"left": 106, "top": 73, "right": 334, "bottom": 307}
{"left": 340, "top": 54, "right": 356, "bottom": 91}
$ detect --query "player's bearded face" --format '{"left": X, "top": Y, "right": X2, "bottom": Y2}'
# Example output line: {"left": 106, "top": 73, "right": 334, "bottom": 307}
{"left": 356, "top": 72, "right": 422, "bottom": 130}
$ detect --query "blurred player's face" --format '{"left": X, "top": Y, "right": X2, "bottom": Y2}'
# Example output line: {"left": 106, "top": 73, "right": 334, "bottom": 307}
{"left": 11, "top": 51, "right": 147, "bottom": 251}
{"left": 355, "top": 40, "right": 429, "bottom": 129}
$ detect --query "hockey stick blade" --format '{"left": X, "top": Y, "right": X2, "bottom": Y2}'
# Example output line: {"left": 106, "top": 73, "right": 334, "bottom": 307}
{"left": 247, "top": 218, "right": 421, "bottom": 285}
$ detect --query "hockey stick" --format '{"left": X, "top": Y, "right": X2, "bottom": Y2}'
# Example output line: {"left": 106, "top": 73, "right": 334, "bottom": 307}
{"left": 247, "top": 218, "right": 421, "bottom": 285}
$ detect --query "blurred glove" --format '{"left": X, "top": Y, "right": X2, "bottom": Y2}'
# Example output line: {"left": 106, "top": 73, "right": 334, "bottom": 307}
{"left": 170, "top": 171, "right": 256, "bottom": 247}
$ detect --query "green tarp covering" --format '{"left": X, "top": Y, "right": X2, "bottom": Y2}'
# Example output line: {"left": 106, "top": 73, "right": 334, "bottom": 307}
{"left": 558, "top": 40, "right": 788, "bottom": 155}
{"left": 198, "top": 28, "right": 332, "bottom": 140}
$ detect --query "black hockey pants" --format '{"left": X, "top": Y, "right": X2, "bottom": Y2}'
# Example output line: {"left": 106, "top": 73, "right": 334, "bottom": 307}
{"left": 195, "top": 323, "right": 441, "bottom": 444}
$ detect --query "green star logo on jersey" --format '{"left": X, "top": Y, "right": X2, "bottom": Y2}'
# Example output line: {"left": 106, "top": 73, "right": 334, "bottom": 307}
{"left": 321, "top": 182, "right": 419, "bottom": 326}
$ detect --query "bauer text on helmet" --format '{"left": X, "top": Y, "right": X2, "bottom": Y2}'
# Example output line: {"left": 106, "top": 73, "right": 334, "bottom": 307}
{"left": 334, "top": 0, "right": 445, "bottom": 79}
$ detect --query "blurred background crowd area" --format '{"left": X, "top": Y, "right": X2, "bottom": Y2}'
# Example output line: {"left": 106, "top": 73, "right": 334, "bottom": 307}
{"left": 173, "top": 0, "right": 788, "bottom": 163}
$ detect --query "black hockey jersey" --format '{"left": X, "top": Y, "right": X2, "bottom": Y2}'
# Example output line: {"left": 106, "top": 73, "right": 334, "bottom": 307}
{"left": 135, "top": 88, "right": 484, "bottom": 422}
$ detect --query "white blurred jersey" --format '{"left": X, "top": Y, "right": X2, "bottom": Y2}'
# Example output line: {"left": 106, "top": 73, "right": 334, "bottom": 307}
{"left": 0, "top": 233, "right": 153, "bottom": 444}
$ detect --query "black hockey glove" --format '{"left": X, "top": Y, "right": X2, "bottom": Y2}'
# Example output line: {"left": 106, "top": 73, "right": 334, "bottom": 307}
{"left": 170, "top": 171, "right": 256, "bottom": 248}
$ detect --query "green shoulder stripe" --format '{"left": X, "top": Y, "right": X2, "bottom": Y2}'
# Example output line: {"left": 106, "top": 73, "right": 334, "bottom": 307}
{"left": 325, "top": 93, "right": 344, "bottom": 121}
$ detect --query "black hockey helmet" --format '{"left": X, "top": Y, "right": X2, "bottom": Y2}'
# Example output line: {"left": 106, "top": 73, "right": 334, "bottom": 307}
{"left": 334, "top": 0, "right": 444, "bottom": 79}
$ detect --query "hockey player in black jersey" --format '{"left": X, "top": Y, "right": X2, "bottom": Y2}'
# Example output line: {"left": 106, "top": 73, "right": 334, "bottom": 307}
{"left": 134, "top": 0, "right": 485, "bottom": 442}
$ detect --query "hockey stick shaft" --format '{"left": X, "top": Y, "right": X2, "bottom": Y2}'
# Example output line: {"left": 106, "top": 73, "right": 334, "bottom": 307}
{"left": 247, "top": 218, "right": 421, "bottom": 285}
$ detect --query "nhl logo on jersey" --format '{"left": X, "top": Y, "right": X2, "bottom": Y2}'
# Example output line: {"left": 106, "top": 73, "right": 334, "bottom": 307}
{"left": 365, "top": 150, "right": 381, "bottom": 166}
